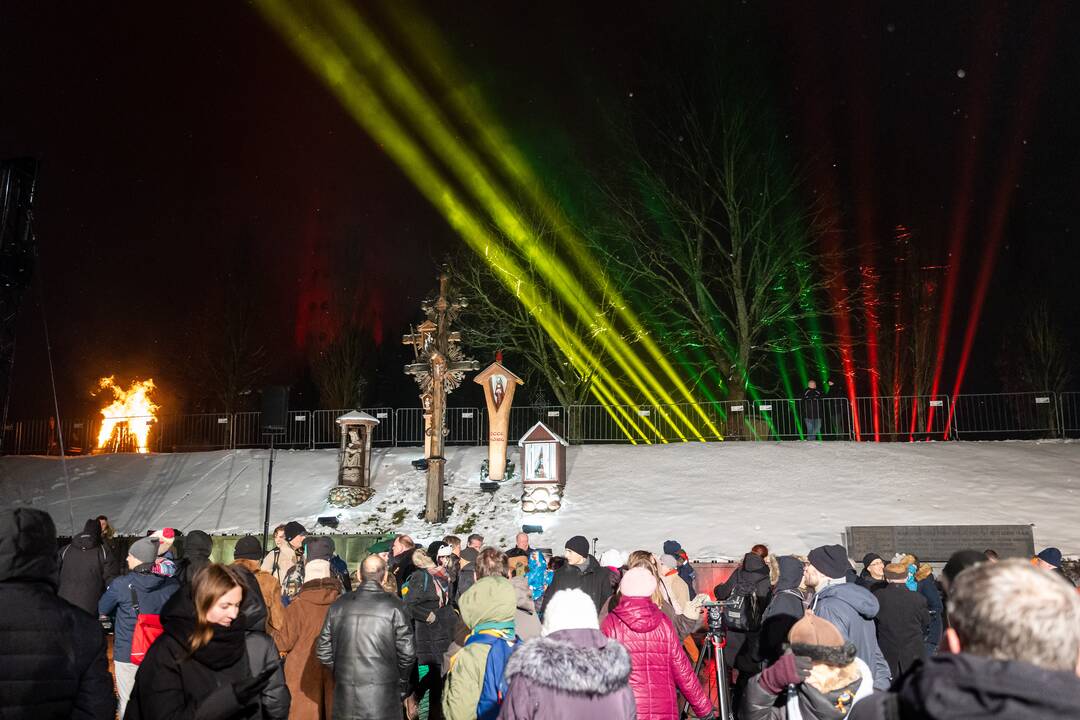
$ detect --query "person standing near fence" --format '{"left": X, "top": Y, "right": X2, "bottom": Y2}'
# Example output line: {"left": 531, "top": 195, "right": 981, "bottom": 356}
{"left": 802, "top": 380, "right": 833, "bottom": 440}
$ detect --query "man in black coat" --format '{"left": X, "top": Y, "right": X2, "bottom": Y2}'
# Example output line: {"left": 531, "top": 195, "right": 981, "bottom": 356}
{"left": 541, "top": 535, "right": 613, "bottom": 614}
{"left": 0, "top": 508, "right": 116, "bottom": 719}
{"left": 57, "top": 517, "right": 119, "bottom": 616}
{"left": 714, "top": 551, "right": 772, "bottom": 669}
{"left": 759, "top": 555, "right": 807, "bottom": 664}
{"left": 852, "top": 559, "right": 1080, "bottom": 720}
{"left": 177, "top": 529, "right": 214, "bottom": 585}
{"left": 872, "top": 562, "right": 929, "bottom": 679}
{"left": 318, "top": 553, "right": 416, "bottom": 720}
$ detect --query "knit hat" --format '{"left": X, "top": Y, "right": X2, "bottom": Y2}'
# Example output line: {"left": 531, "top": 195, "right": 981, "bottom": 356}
{"left": 1037, "top": 547, "right": 1063, "bottom": 568}
{"left": 808, "top": 545, "right": 850, "bottom": 579}
{"left": 305, "top": 537, "right": 333, "bottom": 563}
{"left": 663, "top": 540, "right": 682, "bottom": 556}
{"left": 437, "top": 544, "right": 455, "bottom": 559}
{"left": 233, "top": 535, "right": 264, "bottom": 560}
{"left": 884, "top": 562, "right": 909, "bottom": 581}
{"left": 367, "top": 539, "right": 391, "bottom": 554}
{"left": 542, "top": 589, "right": 600, "bottom": 636}
{"left": 788, "top": 614, "right": 856, "bottom": 666}
{"left": 658, "top": 553, "right": 679, "bottom": 569}
{"left": 619, "top": 566, "right": 657, "bottom": 597}
{"left": 305, "top": 559, "right": 331, "bottom": 581}
{"left": 599, "top": 548, "right": 626, "bottom": 569}
{"left": 461, "top": 547, "right": 479, "bottom": 564}
{"left": 942, "top": 549, "right": 986, "bottom": 585}
{"left": 427, "top": 541, "right": 447, "bottom": 559}
{"left": 284, "top": 521, "right": 307, "bottom": 543}
{"left": 153, "top": 527, "right": 176, "bottom": 554}
{"left": 564, "top": 535, "right": 590, "bottom": 559}
{"left": 861, "top": 552, "right": 882, "bottom": 569}
{"left": 129, "top": 536, "right": 160, "bottom": 565}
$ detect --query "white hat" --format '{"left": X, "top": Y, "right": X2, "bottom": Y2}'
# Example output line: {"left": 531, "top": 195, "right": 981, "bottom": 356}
{"left": 305, "top": 559, "right": 332, "bottom": 581}
{"left": 542, "top": 588, "right": 600, "bottom": 636}
{"left": 599, "top": 548, "right": 626, "bottom": 569}
{"left": 658, "top": 553, "right": 679, "bottom": 569}
{"left": 437, "top": 544, "right": 455, "bottom": 558}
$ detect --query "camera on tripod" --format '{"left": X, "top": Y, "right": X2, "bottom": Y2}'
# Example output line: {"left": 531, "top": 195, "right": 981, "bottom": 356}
{"left": 701, "top": 599, "right": 736, "bottom": 632}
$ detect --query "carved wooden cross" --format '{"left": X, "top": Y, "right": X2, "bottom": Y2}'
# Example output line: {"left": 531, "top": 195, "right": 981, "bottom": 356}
{"left": 403, "top": 272, "right": 478, "bottom": 522}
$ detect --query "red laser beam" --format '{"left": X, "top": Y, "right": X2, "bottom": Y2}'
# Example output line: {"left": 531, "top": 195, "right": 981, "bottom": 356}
{"left": 924, "top": 9, "right": 1003, "bottom": 434}
{"left": 944, "top": 3, "right": 1060, "bottom": 438}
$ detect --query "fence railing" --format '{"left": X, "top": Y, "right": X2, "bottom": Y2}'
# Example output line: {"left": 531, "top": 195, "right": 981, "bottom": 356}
{"left": 2, "top": 391, "right": 1075, "bottom": 455}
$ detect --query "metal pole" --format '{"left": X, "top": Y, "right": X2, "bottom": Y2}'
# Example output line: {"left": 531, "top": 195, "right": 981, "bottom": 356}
{"left": 262, "top": 433, "right": 275, "bottom": 550}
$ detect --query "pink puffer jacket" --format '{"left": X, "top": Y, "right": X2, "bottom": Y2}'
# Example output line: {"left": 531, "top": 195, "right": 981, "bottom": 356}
{"left": 601, "top": 596, "right": 713, "bottom": 719}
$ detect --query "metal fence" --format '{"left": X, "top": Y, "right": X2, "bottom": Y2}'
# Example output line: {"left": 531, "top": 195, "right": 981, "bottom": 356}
{"left": 3, "top": 391, "right": 1077, "bottom": 455}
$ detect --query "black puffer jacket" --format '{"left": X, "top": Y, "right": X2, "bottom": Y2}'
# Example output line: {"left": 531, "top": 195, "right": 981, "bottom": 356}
{"left": 541, "top": 555, "right": 614, "bottom": 614}
{"left": 402, "top": 566, "right": 455, "bottom": 665}
{"left": 317, "top": 579, "right": 416, "bottom": 719}
{"left": 0, "top": 508, "right": 116, "bottom": 720}
{"left": 58, "top": 518, "right": 118, "bottom": 615}
{"left": 760, "top": 556, "right": 806, "bottom": 664}
{"left": 179, "top": 529, "right": 214, "bottom": 585}
{"left": 714, "top": 552, "right": 772, "bottom": 669}
{"left": 871, "top": 583, "right": 929, "bottom": 679}
{"left": 849, "top": 653, "right": 1080, "bottom": 720}
{"left": 126, "top": 584, "right": 289, "bottom": 720}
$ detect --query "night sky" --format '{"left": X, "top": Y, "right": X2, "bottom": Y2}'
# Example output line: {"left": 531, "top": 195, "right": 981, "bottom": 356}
{"left": 1, "top": 1, "right": 1077, "bottom": 419}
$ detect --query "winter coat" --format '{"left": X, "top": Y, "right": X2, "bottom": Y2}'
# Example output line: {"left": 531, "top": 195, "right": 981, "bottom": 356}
{"left": 541, "top": 555, "right": 613, "bottom": 614}
{"left": 802, "top": 388, "right": 824, "bottom": 419}
{"left": 871, "top": 584, "right": 929, "bottom": 679}
{"left": 125, "top": 586, "right": 290, "bottom": 720}
{"left": 180, "top": 529, "right": 214, "bottom": 585}
{"left": 743, "top": 656, "right": 874, "bottom": 720}
{"left": 660, "top": 568, "right": 691, "bottom": 614}
{"left": 443, "top": 576, "right": 518, "bottom": 720}
{"left": 714, "top": 552, "right": 772, "bottom": 669}
{"left": 276, "top": 577, "right": 341, "bottom": 720}
{"left": 810, "top": 582, "right": 891, "bottom": 691}
{"left": 524, "top": 550, "right": 551, "bottom": 603}
{"left": 0, "top": 507, "right": 116, "bottom": 720}
{"left": 848, "top": 653, "right": 1080, "bottom": 720}
{"left": 678, "top": 561, "right": 696, "bottom": 596}
{"left": 760, "top": 556, "right": 807, "bottom": 664}
{"left": 234, "top": 558, "right": 286, "bottom": 634}
{"left": 915, "top": 574, "right": 943, "bottom": 653}
{"left": 98, "top": 562, "right": 180, "bottom": 662}
{"left": 262, "top": 545, "right": 299, "bottom": 589}
{"left": 601, "top": 596, "right": 712, "bottom": 720}
{"left": 58, "top": 518, "right": 118, "bottom": 616}
{"left": 317, "top": 579, "right": 415, "bottom": 720}
{"left": 511, "top": 574, "right": 542, "bottom": 641}
{"left": 498, "top": 628, "right": 637, "bottom": 720}
{"left": 456, "top": 561, "right": 477, "bottom": 602}
{"left": 402, "top": 565, "right": 456, "bottom": 665}
{"left": 855, "top": 570, "right": 886, "bottom": 594}
{"left": 392, "top": 550, "right": 417, "bottom": 598}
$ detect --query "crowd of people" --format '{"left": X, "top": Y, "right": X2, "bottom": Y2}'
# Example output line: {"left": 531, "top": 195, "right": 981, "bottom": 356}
{"left": 3, "top": 505, "right": 1080, "bottom": 720}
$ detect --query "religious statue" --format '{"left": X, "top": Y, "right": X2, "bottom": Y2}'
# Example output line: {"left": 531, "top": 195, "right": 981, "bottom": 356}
{"left": 475, "top": 359, "right": 522, "bottom": 482}
{"left": 404, "top": 273, "right": 479, "bottom": 522}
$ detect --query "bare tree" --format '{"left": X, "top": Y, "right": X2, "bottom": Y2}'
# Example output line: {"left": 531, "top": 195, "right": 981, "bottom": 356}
{"left": 1007, "top": 297, "right": 1072, "bottom": 394}
{"left": 189, "top": 284, "right": 267, "bottom": 413}
{"left": 311, "top": 324, "right": 369, "bottom": 410}
{"left": 597, "top": 103, "right": 832, "bottom": 401}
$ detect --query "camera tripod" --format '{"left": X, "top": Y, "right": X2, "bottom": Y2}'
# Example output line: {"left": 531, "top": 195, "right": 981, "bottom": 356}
{"left": 681, "top": 625, "right": 733, "bottom": 720}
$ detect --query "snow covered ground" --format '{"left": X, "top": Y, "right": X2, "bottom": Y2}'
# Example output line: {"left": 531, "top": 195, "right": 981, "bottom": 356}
{"left": 2, "top": 440, "right": 1078, "bottom": 559}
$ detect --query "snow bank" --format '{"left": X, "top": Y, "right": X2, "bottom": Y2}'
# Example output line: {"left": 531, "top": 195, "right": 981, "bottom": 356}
{"left": 2, "top": 440, "right": 1078, "bottom": 559}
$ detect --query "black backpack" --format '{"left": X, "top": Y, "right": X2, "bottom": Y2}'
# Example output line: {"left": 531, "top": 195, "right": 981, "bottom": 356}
{"left": 724, "top": 576, "right": 764, "bottom": 632}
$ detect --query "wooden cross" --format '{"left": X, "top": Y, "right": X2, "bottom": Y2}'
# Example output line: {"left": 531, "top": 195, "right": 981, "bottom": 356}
{"left": 403, "top": 272, "right": 478, "bottom": 522}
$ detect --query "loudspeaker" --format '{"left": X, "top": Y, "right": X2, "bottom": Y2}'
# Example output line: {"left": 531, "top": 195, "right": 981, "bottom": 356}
{"left": 260, "top": 386, "right": 289, "bottom": 433}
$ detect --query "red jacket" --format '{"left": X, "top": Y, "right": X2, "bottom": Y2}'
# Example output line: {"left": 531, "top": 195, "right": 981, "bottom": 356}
{"left": 601, "top": 596, "right": 713, "bottom": 720}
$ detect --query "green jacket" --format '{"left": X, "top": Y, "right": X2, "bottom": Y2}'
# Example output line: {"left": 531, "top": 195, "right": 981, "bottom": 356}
{"left": 442, "top": 576, "right": 517, "bottom": 720}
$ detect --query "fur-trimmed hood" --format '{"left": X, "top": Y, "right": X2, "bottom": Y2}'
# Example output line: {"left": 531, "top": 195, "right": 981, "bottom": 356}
{"left": 504, "top": 628, "right": 631, "bottom": 696}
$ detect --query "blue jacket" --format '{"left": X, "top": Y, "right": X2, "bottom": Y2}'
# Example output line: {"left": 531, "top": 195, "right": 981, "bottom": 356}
{"left": 98, "top": 564, "right": 179, "bottom": 662}
{"left": 917, "top": 575, "right": 944, "bottom": 650}
{"left": 811, "top": 581, "right": 892, "bottom": 690}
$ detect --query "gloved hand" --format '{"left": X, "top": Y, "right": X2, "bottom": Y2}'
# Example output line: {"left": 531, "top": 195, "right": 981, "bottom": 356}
{"left": 683, "top": 593, "right": 710, "bottom": 620}
{"left": 234, "top": 662, "right": 279, "bottom": 704}
{"left": 425, "top": 611, "right": 437, "bottom": 624}
{"left": 758, "top": 652, "right": 812, "bottom": 694}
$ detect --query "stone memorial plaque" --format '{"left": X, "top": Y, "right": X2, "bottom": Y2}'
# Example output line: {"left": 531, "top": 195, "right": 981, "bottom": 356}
{"left": 845, "top": 525, "right": 1034, "bottom": 562}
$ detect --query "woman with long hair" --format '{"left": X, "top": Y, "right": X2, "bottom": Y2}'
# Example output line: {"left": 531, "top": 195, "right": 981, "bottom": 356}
{"left": 126, "top": 563, "right": 290, "bottom": 719}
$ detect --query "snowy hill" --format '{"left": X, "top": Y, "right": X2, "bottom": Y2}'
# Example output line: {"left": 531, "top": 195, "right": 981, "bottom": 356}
{"left": 2, "top": 440, "right": 1079, "bottom": 559}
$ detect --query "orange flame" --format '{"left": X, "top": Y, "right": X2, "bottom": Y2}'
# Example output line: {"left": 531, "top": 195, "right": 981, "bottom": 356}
{"left": 96, "top": 376, "right": 159, "bottom": 453}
